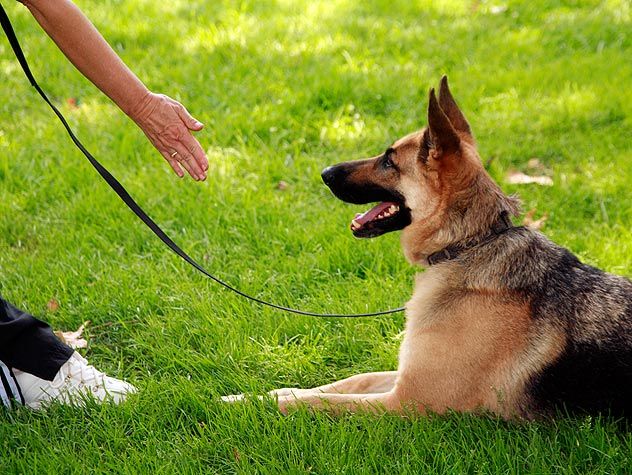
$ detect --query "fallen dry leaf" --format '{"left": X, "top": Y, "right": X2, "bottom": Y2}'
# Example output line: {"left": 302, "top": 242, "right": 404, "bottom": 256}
{"left": 523, "top": 209, "right": 548, "bottom": 230}
{"left": 47, "top": 298, "right": 60, "bottom": 312}
{"left": 506, "top": 170, "right": 554, "bottom": 186}
{"left": 54, "top": 321, "right": 90, "bottom": 349}
{"left": 276, "top": 180, "right": 289, "bottom": 191}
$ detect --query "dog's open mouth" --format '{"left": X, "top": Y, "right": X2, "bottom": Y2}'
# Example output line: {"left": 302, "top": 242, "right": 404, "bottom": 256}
{"left": 350, "top": 201, "right": 410, "bottom": 238}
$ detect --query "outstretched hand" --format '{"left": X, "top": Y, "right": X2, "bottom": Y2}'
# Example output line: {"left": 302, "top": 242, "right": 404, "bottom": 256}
{"left": 129, "top": 92, "right": 208, "bottom": 180}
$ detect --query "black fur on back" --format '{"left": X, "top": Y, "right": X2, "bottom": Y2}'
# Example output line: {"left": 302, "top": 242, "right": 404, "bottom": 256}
{"left": 527, "top": 245, "right": 632, "bottom": 418}
{"left": 461, "top": 226, "right": 632, "bottom": 418}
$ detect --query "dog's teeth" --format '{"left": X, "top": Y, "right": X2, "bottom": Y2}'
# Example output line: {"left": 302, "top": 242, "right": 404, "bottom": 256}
{"left": 351, "top": 219, "right": 361, "bottom": 229}
{"left": 389, "top": 205, "right": 397, "bottom": 213}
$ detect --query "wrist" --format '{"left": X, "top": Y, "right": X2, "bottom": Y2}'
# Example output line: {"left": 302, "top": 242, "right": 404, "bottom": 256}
{"left": 122, "top": 87, "right": 153, "bottom": 122}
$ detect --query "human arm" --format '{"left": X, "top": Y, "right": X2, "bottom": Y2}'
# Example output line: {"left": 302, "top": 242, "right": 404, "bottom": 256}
{"left": 19, "top": 0, "right": 208, "bottom": 180}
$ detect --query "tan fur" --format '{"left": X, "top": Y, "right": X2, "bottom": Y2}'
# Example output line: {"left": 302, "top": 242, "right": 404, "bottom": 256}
{"left": 395, "top": 268, "right": 530, "bottom": 415}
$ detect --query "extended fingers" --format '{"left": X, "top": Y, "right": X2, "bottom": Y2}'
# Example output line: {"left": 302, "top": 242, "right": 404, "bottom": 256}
{"left": 173, "top": 143, "right": 205, "bottom": 181}
{"left": 181, "top": 133, "right": 208, "bottom": 172}
{"left": 160, "top": 150, "right": 185, "bottom": 178}
{"left": 175, "top": 104, "right": 208, "bottom": 172}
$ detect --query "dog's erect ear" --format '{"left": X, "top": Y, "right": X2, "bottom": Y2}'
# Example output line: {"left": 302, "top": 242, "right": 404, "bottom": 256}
{"left": 438, "top": 76, "right": 472, "bottom": 141}
{"left": 428, "top": 88, "right": 460, "bottom": 155}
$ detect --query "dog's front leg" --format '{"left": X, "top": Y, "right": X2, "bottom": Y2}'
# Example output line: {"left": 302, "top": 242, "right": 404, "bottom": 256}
{"left": 222, "top": 371, "right": 398, "bottom": 403}
{"left": 268, "top": 371, "right": 398, "bottom": 398}
{"left": 276, "top": 391, "right": 401, "bottom": 415}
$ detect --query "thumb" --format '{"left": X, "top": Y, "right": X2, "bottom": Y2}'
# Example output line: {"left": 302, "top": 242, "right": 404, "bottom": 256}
{"left": 177, "top": 106, "right": 204, "bottom": 131}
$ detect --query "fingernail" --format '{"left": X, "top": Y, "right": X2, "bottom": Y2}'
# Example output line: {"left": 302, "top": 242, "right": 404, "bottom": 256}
{"left": 195, "top": 121, "right": 204, "bottom": 128}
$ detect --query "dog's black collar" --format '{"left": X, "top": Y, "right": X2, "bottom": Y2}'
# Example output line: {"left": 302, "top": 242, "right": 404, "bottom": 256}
{"left": 427, "top": 211, "right": 514, "bottom": 266}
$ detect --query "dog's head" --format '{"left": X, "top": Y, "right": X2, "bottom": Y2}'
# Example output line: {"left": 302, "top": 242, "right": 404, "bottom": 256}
{"left": 322, "top": 77, "right": 517, "bottom": 263}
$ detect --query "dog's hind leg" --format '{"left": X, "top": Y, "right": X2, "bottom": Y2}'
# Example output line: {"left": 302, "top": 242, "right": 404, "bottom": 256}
{"left": 268, "top": 371, "right": 397, "bottom": 398}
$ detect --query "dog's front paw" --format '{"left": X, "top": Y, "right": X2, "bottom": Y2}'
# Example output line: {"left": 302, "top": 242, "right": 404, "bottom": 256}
{"left": 220, "top": 394, "right": 246, "bottom": 403}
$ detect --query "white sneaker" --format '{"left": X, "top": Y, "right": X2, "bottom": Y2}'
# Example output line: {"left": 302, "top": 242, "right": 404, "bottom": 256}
{"left": 13, "top": 352, "right": 137, "bottom": 409}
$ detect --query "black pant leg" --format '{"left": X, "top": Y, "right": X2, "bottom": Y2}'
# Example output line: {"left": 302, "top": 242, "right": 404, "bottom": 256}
{"left": 0, "top": 296, "right": 73, "bottom": 380}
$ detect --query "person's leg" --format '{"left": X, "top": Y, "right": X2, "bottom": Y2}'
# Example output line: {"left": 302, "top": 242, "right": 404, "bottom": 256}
{"left": 0, "top": 296, "right": 73, "bottom": 380}
{"left": 0, "top": 296, "right": 136, "bottom": 409}
{"left": 0, "top": 360, "right": 24, "bottom": 408}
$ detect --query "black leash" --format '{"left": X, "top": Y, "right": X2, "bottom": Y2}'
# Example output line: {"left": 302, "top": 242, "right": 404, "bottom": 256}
{"left": 0, "top": 4, "right": 405, "bottom": 318}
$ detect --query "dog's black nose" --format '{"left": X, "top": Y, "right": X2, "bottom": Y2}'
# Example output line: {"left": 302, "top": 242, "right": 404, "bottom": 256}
{"left": 321, "top": 166, "right": 337, "bottom": 186}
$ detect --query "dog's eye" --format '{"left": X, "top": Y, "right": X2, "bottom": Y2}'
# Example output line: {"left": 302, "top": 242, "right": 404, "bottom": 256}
{"left": 383, "top": 149, "right": 396, "bottom": 169}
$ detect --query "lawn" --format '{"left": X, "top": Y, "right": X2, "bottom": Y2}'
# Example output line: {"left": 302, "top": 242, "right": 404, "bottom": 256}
{"left": 1, "top": 0, "right": 631, "bottom": 472}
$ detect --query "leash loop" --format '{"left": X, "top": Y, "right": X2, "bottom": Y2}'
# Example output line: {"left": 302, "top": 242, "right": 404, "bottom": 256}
{"left": 0, "top": 3, "right": 405, "bottom": 318}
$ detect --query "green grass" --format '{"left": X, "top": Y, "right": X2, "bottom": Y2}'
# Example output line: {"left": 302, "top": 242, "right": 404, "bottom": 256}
{"left": 1, "top": 0, "right": 631, "bottom": 472}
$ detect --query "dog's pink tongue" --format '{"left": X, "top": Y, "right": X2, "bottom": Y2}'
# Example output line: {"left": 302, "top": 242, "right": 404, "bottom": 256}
{"left": 355, "top": 202, "right": 398, "bottom": 225}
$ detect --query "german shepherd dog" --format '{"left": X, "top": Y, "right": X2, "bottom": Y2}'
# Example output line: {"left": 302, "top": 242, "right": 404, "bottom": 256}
{"left": 223, "top": 77, "right": 632, "bottom": 419}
